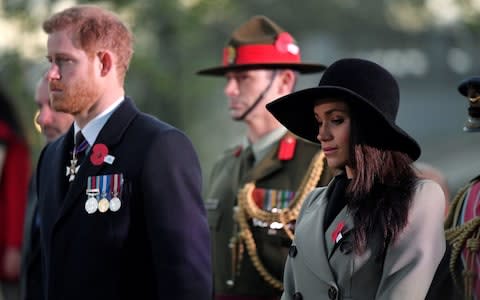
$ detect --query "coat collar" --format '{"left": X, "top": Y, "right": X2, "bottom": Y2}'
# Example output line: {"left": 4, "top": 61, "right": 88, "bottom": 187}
{"left": 246, "top": 132, "right": 295, "bottom": 182}
{"left": 54, "top": 98, "right": 139, "bottom": 226}
{"left": 247, "top": 143, "right": 283, "bottom": 182}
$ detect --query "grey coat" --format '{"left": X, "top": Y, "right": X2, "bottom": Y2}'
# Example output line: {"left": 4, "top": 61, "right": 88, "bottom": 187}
{"left": 282, "top": 179, "right": 446, "bottom": 300}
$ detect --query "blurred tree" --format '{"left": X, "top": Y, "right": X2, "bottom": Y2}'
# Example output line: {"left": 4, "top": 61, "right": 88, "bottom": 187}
{"left": 1, "top": 0, "right": 480, "bottom": 183}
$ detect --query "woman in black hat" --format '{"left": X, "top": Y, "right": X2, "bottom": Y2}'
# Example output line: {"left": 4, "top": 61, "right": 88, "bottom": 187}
{"left": 267, "top": 58, "right": 446, "bottom": 299}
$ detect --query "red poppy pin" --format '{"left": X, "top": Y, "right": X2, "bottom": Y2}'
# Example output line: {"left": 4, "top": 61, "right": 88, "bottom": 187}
{"left": 331, "top": 221, "right": 345, "bottom": 243}
{"left": 233, "top": 145, "right": 243, "bottom": 157}
{"left": 90, "top": 143, "right": 109, "bottom": 166}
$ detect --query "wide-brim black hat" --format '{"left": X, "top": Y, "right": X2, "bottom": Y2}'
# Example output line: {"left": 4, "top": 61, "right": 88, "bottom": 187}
{"left": 458, "top": 76, "right": 480, "bottom": 97}
{"left": 266, "top": 58, "right": 421, "bottom": 161}
{"left": 197, "top": 16, "right": 326, "bottom": 76}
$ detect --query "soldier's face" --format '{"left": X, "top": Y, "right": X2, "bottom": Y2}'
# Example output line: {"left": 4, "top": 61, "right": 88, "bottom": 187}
{"left": 224, "top": 70, "right": 277, "bottom": 121}
{"left": 314, "top": 99, "right": 352, "bottom": 175}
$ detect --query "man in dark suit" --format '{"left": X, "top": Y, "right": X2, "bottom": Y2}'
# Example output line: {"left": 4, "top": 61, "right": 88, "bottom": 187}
{"left": 20, "top": 75, "right": 74, "bottom": 300}
{"left": 197, "top": 16, "right": 332, "bottom": 300}
{"left": 36, "top": 5, "right": 211, "bottom": 300}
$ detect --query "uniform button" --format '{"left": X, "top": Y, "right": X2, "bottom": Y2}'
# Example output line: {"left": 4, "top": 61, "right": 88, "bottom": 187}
{"left": 293, "top": 292, "right": 303, "bottom": 300}
{"left": 328, "top": 285, "right": 338, "bottom": 299}
{"left": 339, "top": 240, "right": 353, "bottom": 254}
{"left": 289, "top": 245, "right": 298, "bottom": 257}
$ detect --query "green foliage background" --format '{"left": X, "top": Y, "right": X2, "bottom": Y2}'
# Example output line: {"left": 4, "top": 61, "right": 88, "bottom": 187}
{"left": 1, "top": 0, "right": 480, "bottom": 191}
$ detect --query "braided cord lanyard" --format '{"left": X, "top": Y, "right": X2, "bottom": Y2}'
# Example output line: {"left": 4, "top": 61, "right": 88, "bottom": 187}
{"left": 235, "top": 151, "right": 325, "bottom": 290}
{"left": 445, "top": 182, "right": 480, "bottom": 299}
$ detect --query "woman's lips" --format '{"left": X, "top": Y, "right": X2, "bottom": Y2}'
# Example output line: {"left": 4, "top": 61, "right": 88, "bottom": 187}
{"left": 322, "top": 147, "right": 337, "bottom": 155}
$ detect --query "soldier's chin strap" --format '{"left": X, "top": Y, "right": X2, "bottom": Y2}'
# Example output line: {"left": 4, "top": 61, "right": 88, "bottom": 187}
{"left": 234, "top": 70, "right": 278, "bottom": 121}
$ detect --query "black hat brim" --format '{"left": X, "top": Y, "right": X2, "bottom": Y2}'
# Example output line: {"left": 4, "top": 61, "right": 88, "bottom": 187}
{"left": 458, "top": 76, "right": 480, "bottom": 96}
{"left": 197, "top": 63, "right": 327, "bottom": 76}
{"left": 266, "top": 86, "right": 421, "bottom": 161}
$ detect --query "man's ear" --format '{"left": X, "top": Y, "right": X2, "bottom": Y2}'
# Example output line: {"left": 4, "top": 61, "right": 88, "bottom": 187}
{"left": 97, "top": 51, "right": 113, "bottom": 76}
{"left": 277, "top": 69, "right": 296, "bottom": 94}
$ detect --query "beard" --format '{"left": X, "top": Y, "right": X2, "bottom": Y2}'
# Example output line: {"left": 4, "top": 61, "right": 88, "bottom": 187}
{"left": 49, "top": 68, "right": 101, "bottom": 115}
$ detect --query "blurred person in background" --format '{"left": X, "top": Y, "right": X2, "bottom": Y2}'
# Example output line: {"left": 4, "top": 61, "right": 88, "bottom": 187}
{"left": 197, "top": 16, "right": 332, "bottom": 300}
{"left": 19, "top": 74, "right": 73, "bottom": 300}
{"left": 36, "top": 5, "right": 211, "bottom": 299}
{"left": 0, "top": 86, "right": 31, "bottom": 300}
{"left": 445, "top": 76, "right": 480, "bottom": 300}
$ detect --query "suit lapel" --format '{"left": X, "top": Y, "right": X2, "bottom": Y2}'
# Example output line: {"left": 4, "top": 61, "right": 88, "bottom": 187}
{"left": 54, "top": 98, "right": 138, "bottom": 226}
{"left": 38, "top": 129, "right": 72, "bottom": 243}
{"left": 58, "top": 127, "right": 74, "bottom": 204}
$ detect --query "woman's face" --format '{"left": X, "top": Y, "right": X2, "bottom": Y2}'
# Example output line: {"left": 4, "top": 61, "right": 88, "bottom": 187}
{"left": 314, "top": 98, "right": 351, "bottom": 174}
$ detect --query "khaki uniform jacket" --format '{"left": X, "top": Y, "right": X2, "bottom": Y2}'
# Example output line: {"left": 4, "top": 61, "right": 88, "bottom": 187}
{"left": 282, "top": 179, "right": 446, "bottom": 300}
{"left": 205, "top": 135, "right": 332, "bottom": 297}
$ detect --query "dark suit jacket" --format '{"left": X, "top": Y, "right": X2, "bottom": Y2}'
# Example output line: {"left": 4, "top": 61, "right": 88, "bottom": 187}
{"left": 36, "top": 98, "right": 211, "bottom": 300}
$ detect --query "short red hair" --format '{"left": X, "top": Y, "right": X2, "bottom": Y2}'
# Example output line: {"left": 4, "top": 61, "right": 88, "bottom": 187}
{"left": 43, "top": 5, "right": 133, "bottom": 84}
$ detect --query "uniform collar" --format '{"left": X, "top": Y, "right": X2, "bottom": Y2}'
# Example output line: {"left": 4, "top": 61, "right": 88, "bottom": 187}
{"left": 243, "top": 126, "right": 288, "bottom": 163}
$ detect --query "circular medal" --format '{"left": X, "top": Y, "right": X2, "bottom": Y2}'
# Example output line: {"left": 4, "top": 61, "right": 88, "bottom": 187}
{"left": 98, "top": 198, "right": 110, "bottom": 213}
{"left": 109, "top": 197, "right": 121, "bottom": 212}
{"left": 85, "top": 197, "right": 98, "bottom": 214}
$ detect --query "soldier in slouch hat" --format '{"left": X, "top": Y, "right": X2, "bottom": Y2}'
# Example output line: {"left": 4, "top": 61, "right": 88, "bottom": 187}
{"left": 198, "top": 15, "right": 332, "bottom": 300}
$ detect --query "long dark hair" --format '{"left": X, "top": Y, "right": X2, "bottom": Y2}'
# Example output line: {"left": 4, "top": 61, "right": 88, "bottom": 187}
{"left": 346, "top": 103, "right": 418, "bottom": 256}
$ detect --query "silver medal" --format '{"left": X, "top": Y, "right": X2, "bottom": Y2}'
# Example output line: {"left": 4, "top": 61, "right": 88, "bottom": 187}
{"left": 109, "top": 197, "right": 121, "bottom": 212}
{"left": 85, "top": 197, "right": 98, "bottom": 214}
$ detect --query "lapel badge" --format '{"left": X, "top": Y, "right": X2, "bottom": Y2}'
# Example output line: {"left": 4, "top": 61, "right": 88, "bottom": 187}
{"left": 332, "top": 221, "right": 345, "bottom": 244}
{"left": 104, "top": 155, "right": 115, "bottom": 165}
{"left": 223, "top": 46, "right": 236, "bottom": 65}
{"left": 278, "top": 136, "right": 297, "bottom": 161}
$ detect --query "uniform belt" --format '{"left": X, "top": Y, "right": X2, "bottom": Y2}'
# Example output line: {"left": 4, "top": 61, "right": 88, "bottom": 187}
{"left": 215, "top": 295, "right": 279, "bottom": 300}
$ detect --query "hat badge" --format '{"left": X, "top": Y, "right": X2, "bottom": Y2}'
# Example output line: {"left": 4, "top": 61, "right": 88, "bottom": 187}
{"left": 223, "top": 46, "right": 237, "bottom": 65}
{"left": 275, "top": 32, "right": 299, "bottom": 55}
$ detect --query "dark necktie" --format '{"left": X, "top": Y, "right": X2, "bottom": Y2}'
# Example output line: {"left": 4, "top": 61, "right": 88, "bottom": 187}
{"left": 239, "top": 146, "right": 255, "bottom": 182}
{"left": 74, "top": 131, "right": 89, "bottom": 165}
